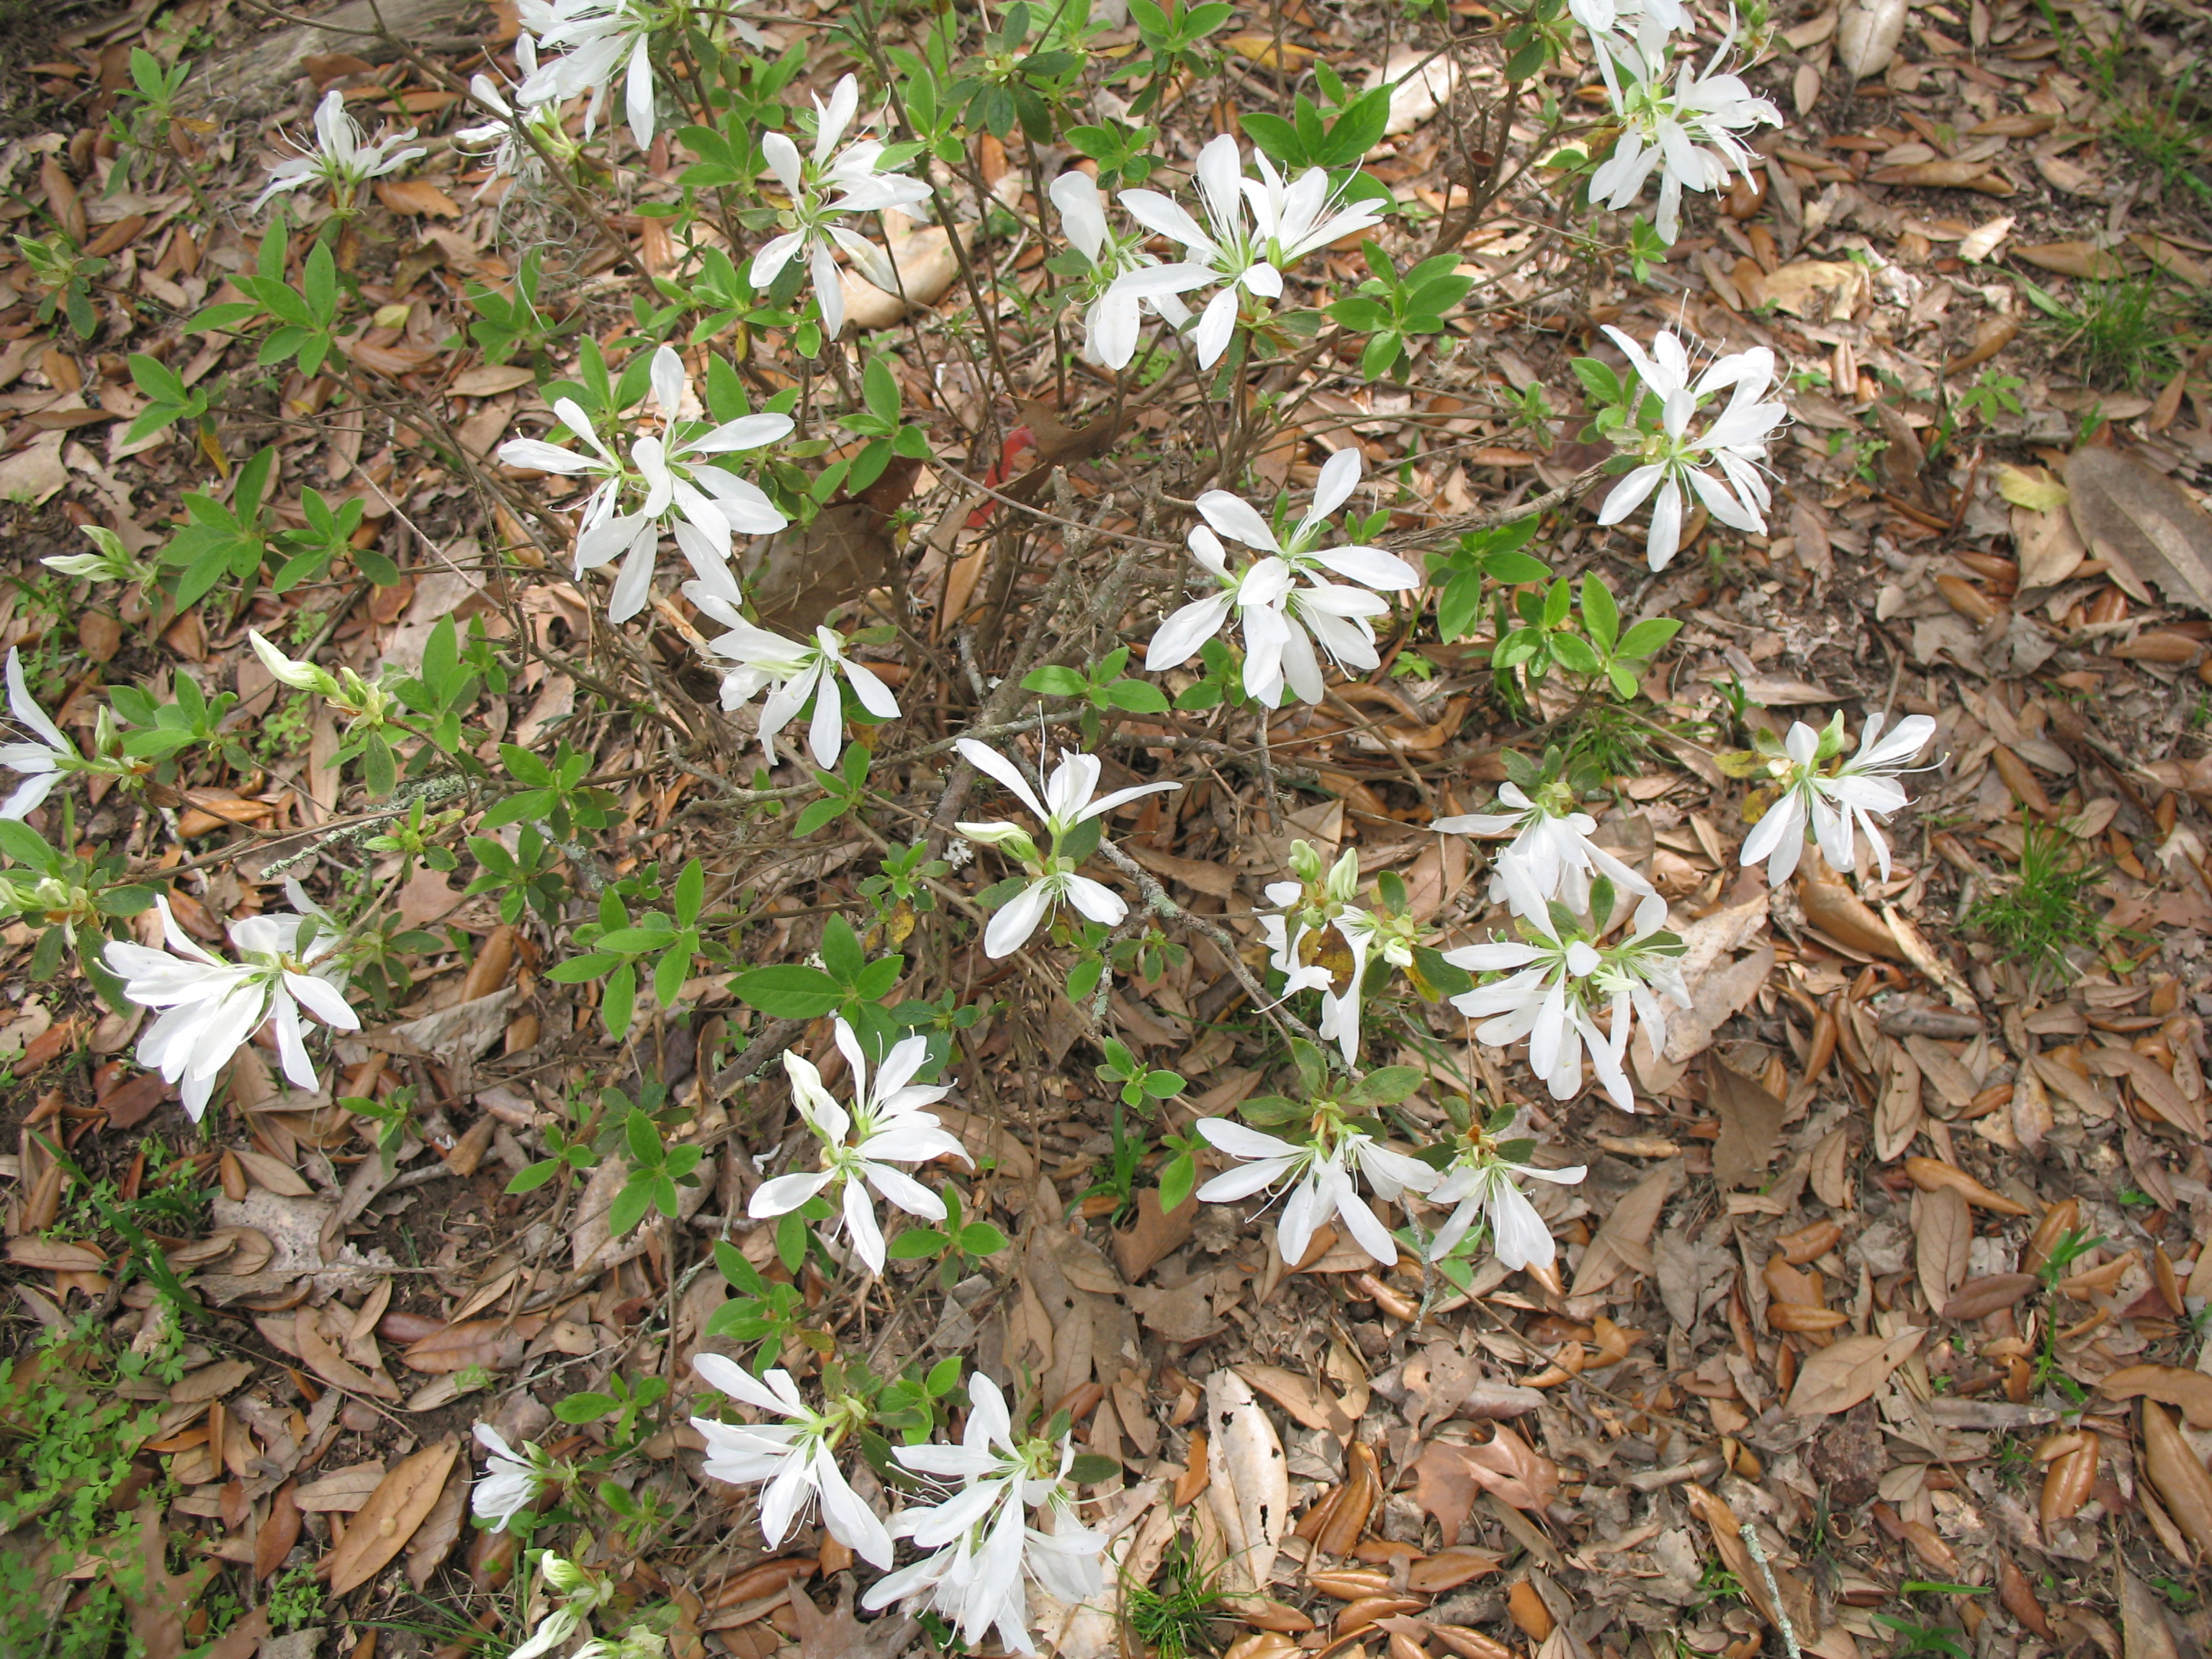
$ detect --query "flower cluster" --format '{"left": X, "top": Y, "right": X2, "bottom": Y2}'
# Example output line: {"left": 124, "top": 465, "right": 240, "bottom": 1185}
{"left": 1147, "top": 447, "right": 1417, "bottom": 707}
{"left": 682, "top": 1360, "right": 1102, "bottom": 1653}
{"left": 1584, "top": 10, "right": 1782, "bottom": 243}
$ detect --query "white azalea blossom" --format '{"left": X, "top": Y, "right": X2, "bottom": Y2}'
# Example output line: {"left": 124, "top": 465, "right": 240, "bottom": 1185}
{"left": 1256, "top": 842, "right": 1419, "bottom": 1068}
{"left": 251, "top": 89, "right": 425, "bottom": 213}
{"left": 102, "top": 886, "right": 359, "bottom": 1121}
{"left": 1118, "top": 133, "right": 1386, "bottom": 367}
{"left": 1591, "top": 18, "right": 1781, "bottom": 242}
{"left": 1443, "top": 860, "right": 1683, "bottom": 1115}
{"left": 1596, "top": 325, "right": 1785, "bottom": 571}
{"left": 1146, "top": 449, "right": 1417, "bottom": 706}
{"left": 511, "top": 1555, "right": 615, "bottom": 1659}
{"left": 953, "top": 741, "right": 1179, "bottom": 956}
{"left": 1740, "top": 711, "right": 1939, "bottom": 886}
{"left": 747, "top": 1017, "right": 967, "bottom": 1272}
{"left": 1, "top": 649, "right": 84, "bottom": 820}
{"left": 1426, "top": 1128, "right": 1588, "bottom": 1268}
{"left": 863, "top": 1373, "right": 1105, "bottom": 1653}
{"left": 751, "top": 74, "right": 934, "bottom": 338}
{"left": 1195, "top": 1115, "right": 1439, "bottom": 1267}
{"left": 455, "top": 38, "right": 571, "bottom": 186}
{"left": 470, "top": 1424, "right": 553, "bottom": 1531}
{"left": 517, "top": 0, "right": 670, "bottom": 150}
{"left": 1434, "top": 779, "right": 1657, "bottom": 917}
{"left": 1048, "top": 170, "right": 1192, "bottom": 370}
{"left": 691, "top": 1354, "right": 894, "bottom": 1568}
{"left": 498, "top": 346, "right": 791, "bottom": 622}
{"left": 684, "top": 572, "right": 900, "bottom": 767}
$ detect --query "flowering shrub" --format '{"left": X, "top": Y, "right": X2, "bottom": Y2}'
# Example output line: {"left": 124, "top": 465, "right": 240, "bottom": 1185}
{"left": 4, "top": 0, "right": 1951, "bottom": 1634}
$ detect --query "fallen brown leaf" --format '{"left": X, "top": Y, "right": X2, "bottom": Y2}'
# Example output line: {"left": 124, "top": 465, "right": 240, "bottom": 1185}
{"left": 2102, "top": 1365, "right": 2212, "bottom": 1426}
{"left": 2141, "top": 1400, "right": 2212, "bottom": 1562}
{"left": 328, "top": 1436, "right": 461, "bottom": 1595}
{"left": 1786, "top": 1328, "right": 1924, "bottom": 1416}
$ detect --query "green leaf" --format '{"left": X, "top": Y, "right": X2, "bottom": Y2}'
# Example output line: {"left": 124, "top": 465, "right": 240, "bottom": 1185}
{"left": 956, "top": 1220, "right": 1008, "bottom": 1255}
{"left": 730, "top": 964, "right": 842, "bottom": 1017}
{"left": 1102, "top": 679, "right": 1170, "bottom": 713}
{"left": 608, "top": 1180, "right": 653, "bottom": 1238}
{"left": 1022, "top": 665, "right": 1090, "bottom": 696}
{"left": 1067, "top": 1452, "right": 1123, "bottom": 1483}
{"left": 1347, "top": 1064, "right": 1424, "bottom": 1107}
{"left": 1580, "top": 573, "right": 1619, "bottom": 653}
{"left": 602, "top": 959, "right": 637, "bottom": 1038}
{"left": 1550, "top": 632, "right": 1603, "bottom": 675}
{"left": 1157, "top": 1152, "right": 1195, "bottom": 1215}
{"left": 1615, "top": 616, "right": 1682, "bottom": 660}
{"left": 1483, "top": 549, "right": 1551, "bottom": 584}
{"left": 886, "top": 1226, "right": 947, "bottom": 1261}
{"left": 554, "top": 1390, "right": 617, "bottom": 1423}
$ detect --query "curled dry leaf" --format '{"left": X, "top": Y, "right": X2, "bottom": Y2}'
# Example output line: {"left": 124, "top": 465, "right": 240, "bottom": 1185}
{"left": 328, "top": 1436, "right": 462, "bottom": 1595}
{"left": 1904, "top": 1156, "right": 2031, "bottom": 1215}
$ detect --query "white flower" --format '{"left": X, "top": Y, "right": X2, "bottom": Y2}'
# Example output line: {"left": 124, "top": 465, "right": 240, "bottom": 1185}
{"left": 102, "top": 886, "right": 359, "bottom": 1120}
{"left": 1254, "top": 845, "right": 1416, "bottom": 1069}
{"left": 456, "top": 38, "right": 568, "bottom": 186}
{"left": 1740, "top": 712, "right": 1938, "bottom": 886}
{"left": 471, "top": 1424, "right": 549, "bottom": 1531}
{"left": 1590, "top": 18, "right": 1782, "bottom": 243}
{"left": 691, "top": 1354, "right": 894, "bottom": 1567}
{"left": 751, "top": 75, "right": 934, "bottom": 339}
{"left": 683, "top": 585, "right": 900, "bottom": 768}
{"left": 1, "top": 649, "right": 81, "bottom": 820}
{"left": 863, "top": 1373, "right": 1105, "bottom": 1654}
{"left": 498, "top": 346, "right": 791, "bottom": 622}
{"left": 251, "top": 89, "right": 425, "bottom": 212}
{"left": 1595, "top": 325, "right": 1785, "bottom": 571}
{"left": 953, "top": 741, "right": 1179, "bottom": 957}
{"left": 1048, "top": 170, "right": 1192, "bottom": 371}
{"left": 747, "top": 1017, "right": 968, "bottom": 1272}
{"left": 517, "top": 0, "right": 664, "bottom": 150}
{"left": 1196, "top": 1116, "right": 1439, "bottom": 1267}
{"left": 1434, "top": 780, "right": 1656, "bottom": 917}
{"left": 1146, "top": 449, "right": 1416, "bottom": 706}
{"left": 511, "top": 1555, "right": 614, "bottom": 1659}
{"left": 1444, "top": 860, "right": 1684, "bottom": 1115}
{"left": 1427, "top": 1142, "right": 1587, "bottom": 1268}
{"left": 1118, "top": 133, "right": 1386, "bottom": 367}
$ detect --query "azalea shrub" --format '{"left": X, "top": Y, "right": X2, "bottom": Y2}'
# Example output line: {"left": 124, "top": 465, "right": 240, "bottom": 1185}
{"left": 0, "top": 0, "right": 1948, "bottom": 1641}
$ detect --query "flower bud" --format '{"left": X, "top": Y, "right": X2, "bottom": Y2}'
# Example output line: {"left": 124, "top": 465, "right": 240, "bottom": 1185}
{"left": 248, "top": 630, "right": 341, "bottom": 696}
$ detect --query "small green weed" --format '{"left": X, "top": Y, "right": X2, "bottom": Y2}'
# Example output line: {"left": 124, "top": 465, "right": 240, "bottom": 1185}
{"left": 0, "top": 1313, "right": 187, "bottom": 1658}
{"left": 1966, "top": 820, "right": 2106, "bottom": 986}
{"left": 2109, "top": 70, "right": 2212, "bottom": 202}
{"left": 2022, "top": 273, "right": 2190, "bottom": 392}
{"left": 1121, "top": 1531, "right": 1228, "bottom": 1659}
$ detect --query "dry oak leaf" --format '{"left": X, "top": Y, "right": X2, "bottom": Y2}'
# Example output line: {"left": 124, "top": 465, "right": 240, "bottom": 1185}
{"left": 1205, "top": 1367, "right": 1291, "bottom": 1594}
{"left": 2102, "top": 1366, "right": 2212, "bottom": 1427}
{"left": 1707, "top": 1057, "right": 1784, "bottom": 1189}
{"left": 449, "top": 364, "right": 538, "bottom": 397}
{"left": 122, "top": 1498, "right": 215, "bottom": 1659}
{"left": 1411, "top": 1438, "right": 1485, "bottom": 1546}
{"left": 1457, "top": 1425, "right": 1560, "bottom": 1514}
{"left": 374, "top": 179, "right": 463, "bottom": 217}
{"left": 1797, "top": 863, "right": 1902, "bottom": 958}
{"left": 1786, "top": 1327, "right": 1924, "bottom": 1416}
{"left": 1837, "top": 0, "right": 1907, "bottom": 74}
{"left": 2065, "top": 446, "right": 2212, "bottom": 617}
{"left": 1941, "top": 1273, "right": 2038, "bottom": 1320}
{"left": 1234, "top": 1363, "right": 1348, "bottom": 1435}
{"left": 1904, "top": 1156, "right": 2031, "bottom": 1215}
{"left": 328, "top": 1435, "right": 461, "bottom": 1595}
{"left": 294, "top": 1308, "right": 401, "bottom": 1401}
